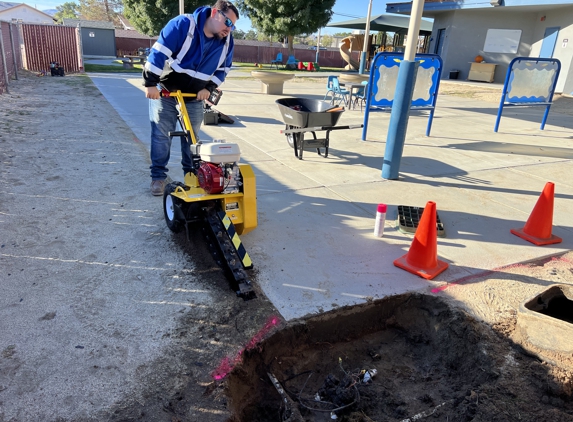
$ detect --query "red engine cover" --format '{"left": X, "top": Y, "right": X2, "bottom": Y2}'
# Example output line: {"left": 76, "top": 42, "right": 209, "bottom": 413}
{"left": 197, "top": 162, "right": 225, "bottom": 194}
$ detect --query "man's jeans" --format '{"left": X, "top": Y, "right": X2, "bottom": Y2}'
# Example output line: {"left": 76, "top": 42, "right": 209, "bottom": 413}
{"left": 149, "top": 96, "right": 204, "bottom": 180}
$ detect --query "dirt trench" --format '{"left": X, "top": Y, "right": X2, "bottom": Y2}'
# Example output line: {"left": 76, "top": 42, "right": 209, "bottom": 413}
{"left": 227, "top": 293, "right": 573, "bottom": 422}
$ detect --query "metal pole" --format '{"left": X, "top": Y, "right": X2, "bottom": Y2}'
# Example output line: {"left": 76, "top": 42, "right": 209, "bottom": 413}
{"left": 8, "top": 23, "right": 18, "bottom": 80}
{"left": 76, "top": 24, "right": 84, "bottom": 72}
{"left": 381, "top": 0, "right": 425, "bottom": 180}
{"left": 179, "top": 0, "right": 184, "bottom": 15}
{"left": 359, "top": 0, "right": 373, "bottom": 74}
{"left": 315, "top": 28, "right": 321, "bottom": 63}
{"left": 403, "top": 1, "right": 423, "bottom": 60}
{"left": 0, "top": 24, "right": 10, "bottom": 93}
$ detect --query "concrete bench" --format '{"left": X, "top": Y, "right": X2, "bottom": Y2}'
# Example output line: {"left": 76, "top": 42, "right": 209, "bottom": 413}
{"left": 251, "top": 71, "right": 294, "bottom": 95}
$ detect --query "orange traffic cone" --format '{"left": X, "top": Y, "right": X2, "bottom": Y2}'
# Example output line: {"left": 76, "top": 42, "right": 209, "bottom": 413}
{"left": 394, "top": 201, "right": 448, "bottom": 280}
{"left": 511, "top": 182, "right": 562, "bottom": 246}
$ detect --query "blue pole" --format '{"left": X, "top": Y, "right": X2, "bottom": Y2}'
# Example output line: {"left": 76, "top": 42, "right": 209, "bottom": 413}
{"left": 359, "top": 52, "right": 367, "bottom": 74}
{"left": 361, "top": 67, "right": 375, "bottom": 140}
{"left": 381, "top": 60, "right": 418, "bottom": 180}
{"left": 381, "top": 0, "right": 425, "bottom": 180}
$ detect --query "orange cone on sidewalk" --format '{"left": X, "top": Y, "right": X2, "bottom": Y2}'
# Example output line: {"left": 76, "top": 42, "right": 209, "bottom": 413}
{"left": 511, "top": 182, "right": 562, "bottom": 246}
{"left": 394, "top": 201, "right": 449, "bottom": 280}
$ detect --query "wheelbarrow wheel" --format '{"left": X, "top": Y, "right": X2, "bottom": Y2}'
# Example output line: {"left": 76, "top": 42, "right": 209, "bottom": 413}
{"left": 286, "top": 125, "right": 301, "bottom": 148}
{"left": 285, "top": 125, "right": 295, "bottom": 149}
{"left": 163, "top": 182, "right": 186, "bottom": 233}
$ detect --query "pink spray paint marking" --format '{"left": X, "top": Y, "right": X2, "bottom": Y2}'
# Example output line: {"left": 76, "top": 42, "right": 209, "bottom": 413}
{"left": 431, "top": 255, "right": 572, "bottom": 294}
{"left": 212, "top": 315, "right": 280, "bottom": 380}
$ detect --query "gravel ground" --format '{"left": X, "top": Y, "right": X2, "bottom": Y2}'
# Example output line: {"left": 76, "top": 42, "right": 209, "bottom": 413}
{"left": 0, "top": 71, "right": 276, "bottom": 422}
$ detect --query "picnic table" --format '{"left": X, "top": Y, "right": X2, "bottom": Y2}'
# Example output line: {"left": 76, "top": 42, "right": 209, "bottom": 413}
{"left": 122, "top": 55, "right": 146, "bottom": 69}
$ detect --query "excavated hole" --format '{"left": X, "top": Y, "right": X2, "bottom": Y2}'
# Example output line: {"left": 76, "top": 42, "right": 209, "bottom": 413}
{"left": 226, "top": 293, "right": 573, "bottom": 422}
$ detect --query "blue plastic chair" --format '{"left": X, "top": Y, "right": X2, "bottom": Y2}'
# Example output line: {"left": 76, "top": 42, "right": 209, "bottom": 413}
{"left": 270, "top": 52, "right": 283, "bottom": 69}
{"left": 353, "top": 81, "right": 369, "bottom": 111}
{"left": 323, "top": 76, "right": 337, "bottom": 102}
{"left": 285, "top": 55, "right": 297, "bottom": 69}
{"left": 327, "top": 76, "right": 349, "bottom": 106}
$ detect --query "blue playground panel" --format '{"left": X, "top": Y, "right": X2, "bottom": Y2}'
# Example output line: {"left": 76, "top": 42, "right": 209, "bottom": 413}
{"left": 362, "top": 53, "right": 443, "bottom": 140}
{"left": 494, "top": 57, "right": 561, "bottom": 132}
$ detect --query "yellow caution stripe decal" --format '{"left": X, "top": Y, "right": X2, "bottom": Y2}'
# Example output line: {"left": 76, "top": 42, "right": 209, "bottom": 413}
{"left": 219, "top": 211, "right": 253, "bottom": 269}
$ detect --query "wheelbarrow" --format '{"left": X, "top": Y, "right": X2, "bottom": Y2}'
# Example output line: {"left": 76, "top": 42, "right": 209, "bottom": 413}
{"left": 276, "top": 98, "right": 363, "bottom": 160}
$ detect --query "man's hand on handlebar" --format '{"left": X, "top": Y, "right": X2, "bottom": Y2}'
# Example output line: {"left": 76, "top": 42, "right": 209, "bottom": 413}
{"left": 196, "top": 89, "right": 210, "bottom": 101}
{"left": 146, "top": 86, "right": 209, "bottom": 101}
{"left": 145, "top": 86, "right": 161, "bottom": 100}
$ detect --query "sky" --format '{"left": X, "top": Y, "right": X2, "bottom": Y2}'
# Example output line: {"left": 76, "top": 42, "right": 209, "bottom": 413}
{"left": 24, "top": 0, "right": 390, "bottom": 35}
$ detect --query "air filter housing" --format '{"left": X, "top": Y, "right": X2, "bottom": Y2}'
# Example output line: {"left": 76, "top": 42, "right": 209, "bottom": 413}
{"left": 197, "top": 162, "right": 225, "bottom": 194}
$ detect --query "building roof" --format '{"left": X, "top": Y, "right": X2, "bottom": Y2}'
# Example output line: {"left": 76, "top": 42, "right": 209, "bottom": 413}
{"left": 0, "top": 1, "right": 55, "bottom": 20}
{"left": 117, "top": 15, "right": 135, "bottom": 30}
{"left": 63, "top": 18, "right": 115, "bottom": 29}
{"left": 0, "top": 1, "right": 20, "bottom": 11}
{"left": 387, "top": 0, "right": 573, "bottom": 15}
{"left": 115, "top": 28, "right": 157, "bottom": 40}
{"left": 326, "top": 13, "right": 433, "bottom": 34}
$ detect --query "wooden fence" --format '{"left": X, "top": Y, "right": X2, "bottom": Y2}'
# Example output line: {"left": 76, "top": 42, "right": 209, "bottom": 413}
{"left": 115, "top": 40, "right": 354, "bottom": 68}
{"left": 21, "top": 24, "right": 82, "bottom": 73}
{"left": 233, "top": 44, "right": 352, "bottom": 68}
{"left": 0, "top": 21, "right": 22, "bottom": 95}
{"left": 0, "top": 21, "right": 82, "bottom": 94}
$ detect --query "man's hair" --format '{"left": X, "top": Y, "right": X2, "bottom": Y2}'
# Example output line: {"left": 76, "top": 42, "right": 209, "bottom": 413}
{"left": 212, "top": 0, "right": 239, "bottom": 19}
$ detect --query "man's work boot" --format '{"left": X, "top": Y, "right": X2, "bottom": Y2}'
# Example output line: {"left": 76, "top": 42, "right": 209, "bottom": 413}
{"left": 151, "top": 180, "right": 166, "bottom": 196}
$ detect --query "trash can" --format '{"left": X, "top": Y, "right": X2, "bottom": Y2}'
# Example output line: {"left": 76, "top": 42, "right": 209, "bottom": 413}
{"left": 449, "top": 70, "right": 460, "bottom": 80}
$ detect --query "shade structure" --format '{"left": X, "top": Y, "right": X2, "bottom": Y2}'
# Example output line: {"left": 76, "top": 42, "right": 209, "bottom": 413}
{"left": 326, "top": 13, "right": 433, "bottom": 34}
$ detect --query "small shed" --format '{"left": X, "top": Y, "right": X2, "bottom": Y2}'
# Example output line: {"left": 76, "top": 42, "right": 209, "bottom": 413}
{"left": 63, "top": 19, "right": 116, "bottom": 58}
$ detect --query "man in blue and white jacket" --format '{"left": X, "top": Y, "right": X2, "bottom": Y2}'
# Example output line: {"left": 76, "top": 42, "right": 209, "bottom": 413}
{"left": 142, "top": 0, "right": 239, "bottom": 196}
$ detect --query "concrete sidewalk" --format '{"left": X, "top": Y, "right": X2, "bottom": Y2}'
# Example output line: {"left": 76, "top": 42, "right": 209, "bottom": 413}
{"left": 88, "top": 72, "right": 573, "bottom": 321}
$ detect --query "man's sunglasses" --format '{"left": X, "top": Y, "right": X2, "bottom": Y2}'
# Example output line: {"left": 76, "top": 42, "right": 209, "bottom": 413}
{"left": 218, "top": 10, "right": 236, "bottom": 31}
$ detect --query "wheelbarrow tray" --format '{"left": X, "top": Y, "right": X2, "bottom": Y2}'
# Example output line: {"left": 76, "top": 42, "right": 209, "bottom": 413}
{"left": 276, "top": 98, "right": 344, "bottom": 128}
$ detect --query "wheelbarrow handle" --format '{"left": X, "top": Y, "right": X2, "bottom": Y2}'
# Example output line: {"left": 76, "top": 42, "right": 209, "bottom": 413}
{"left": 280, "top": 124, "right": 363, "bottom": 135}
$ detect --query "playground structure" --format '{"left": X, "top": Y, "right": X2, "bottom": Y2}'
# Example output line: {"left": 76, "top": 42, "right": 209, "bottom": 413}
{"left": 329, "top": 14, "right": 433, "bottom": 72}
{"left": 339, "top": 34, "right": 365, "bottom": 71}
{"left": 338, "top": 32, "right": 418, "bottom": 71}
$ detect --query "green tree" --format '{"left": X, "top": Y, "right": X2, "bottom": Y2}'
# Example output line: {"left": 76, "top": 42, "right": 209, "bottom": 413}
{"left": 320, "top": 34, "right": 333, "bottom": 48}
{"left": 244, "top": 29, "right": 258, "bottom": 40}
{"left": 122, "top": 0, "right": 205, "bottom": 36}
{"left": 233, "top": 29, "right": 246, "bottom": 39}
{"left": 256, "top": 33, "right": 271, "bottom": 42}
{"left": 333, "top": 31, "right": 351, "bottom": 37}
{"left": 54, "top": 2, "right": 79, "bottom": 24}
{"left": 78, "top": 0, "right": 123, "bottom": 25}
{"left": 236, "top": 0, "right": 335, "bottom": 57}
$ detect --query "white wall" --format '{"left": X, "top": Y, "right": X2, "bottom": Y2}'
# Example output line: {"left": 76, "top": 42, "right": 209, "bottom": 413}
{"left": 431, "top": 10, "right": 537, "bottom": 84}
{"left": 529, "top": 9, "right": 573, "bottom": 92}
{"left": 0, "top": 5, "right": 54, "bottom": 24}
{"left": 426, "top": 6, "right": 573, "bottom": 92}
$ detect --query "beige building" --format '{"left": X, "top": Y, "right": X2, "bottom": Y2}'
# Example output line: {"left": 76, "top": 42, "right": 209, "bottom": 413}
{"left": 0, "top": 2, "right": 54, "bottom": 24}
